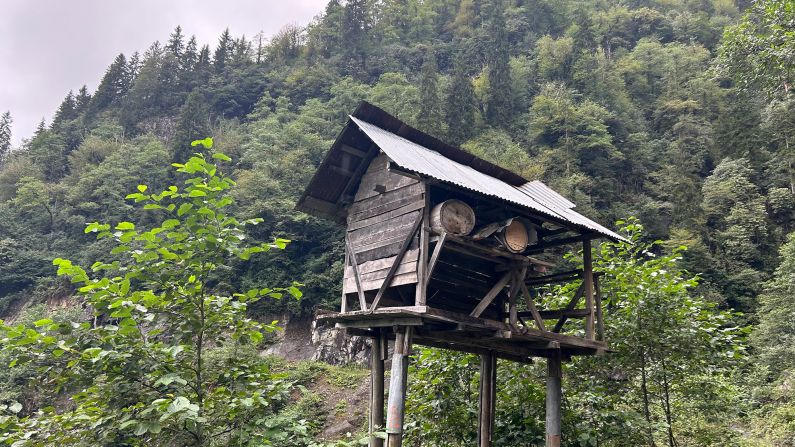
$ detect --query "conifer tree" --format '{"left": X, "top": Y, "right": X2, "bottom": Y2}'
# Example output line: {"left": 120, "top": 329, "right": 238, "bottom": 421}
{"left": 127, "top": 51, "right": 142, "bottom": 79}
{"left": 232, "top": 35, "right": 252, "bottom": 66}
{"left": 87, "top": 53, "right": 129, "bottom": 116}
{"left": 172, "top": 90, "right": 210, "bottom": 163}
{"left": 484, "top": 0, "right": 513, "bottom": 126}
{"left": 75, "top": 85, "right": 91, "bottom": 113}
{"left": 342, "top": 0, "right": 371, "bottom": 71}
{"left": 0, "top": 111, "right": 11, "bottom": 164}
{"left": 444, "top": 53, "right": 477, "bottom": 144}
{"left": 417, "top": 48, "right": 443, "bottom": 135}
{"left": 166, "top": 25, "right": 185, "bottom": 56}
{"left": 34, "top": 117, "right": 46, "bottom": 136}
{"left": 183, "top": 35, "right": 198, "bottom": 71}
{"left": 52, "top": 91, "right": 77, "bottom": 126}
{"left": 214, "top": 28, "right": 233, "bottom": 72}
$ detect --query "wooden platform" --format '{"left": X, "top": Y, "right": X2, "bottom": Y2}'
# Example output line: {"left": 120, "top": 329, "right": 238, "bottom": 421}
{"left": 318, "top": 306, "right": 608, "bottom": 362}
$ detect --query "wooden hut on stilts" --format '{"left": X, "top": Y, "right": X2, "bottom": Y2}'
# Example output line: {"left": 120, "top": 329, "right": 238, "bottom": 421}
{"left": 297, "top": 102, "right": 624, "bottom": 447}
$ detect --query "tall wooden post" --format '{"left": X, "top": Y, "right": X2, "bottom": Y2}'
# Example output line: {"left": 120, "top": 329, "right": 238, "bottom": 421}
{"left": 478, "top": 352, "right": 497, "bottom": 447}
{"left": 370, "top": 331, "right": 385, "bottom": 447}
{"left": 583, "top": 239, "right": 595, "bottom": 340}
{"left": 386, "top": 327, "right": 413, "bottom": 447}
{"left": 546, "top": 348, "right": 562, "bottom": 447}
{"left": 416, "top": 185, "right": 429, "bottom": 306}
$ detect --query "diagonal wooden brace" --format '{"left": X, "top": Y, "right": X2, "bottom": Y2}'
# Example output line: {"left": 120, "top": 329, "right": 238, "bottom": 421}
{"left": 470, "top": 271, "right": 513, "bottom": 318}
{"left": 369, "top": 213, "right": 423, "bottom": 312}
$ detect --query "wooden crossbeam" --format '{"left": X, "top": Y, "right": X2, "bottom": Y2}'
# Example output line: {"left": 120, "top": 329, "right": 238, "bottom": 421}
{"left": 526, "top": 234, "right": 593, "bottom": 253}
{"left": 525, "top": 269, "right": 582, "bottom": 286}
{"left": 518, "top": 309, "right": 591, "bottom": 319}
{"left": 369, "top": 213, "right": 423, "bottom": 312}
{"left": 470, "top": 271, "right": 513, "bottom": 318}
{"left": 552, "top": 283, "right": 586, "bottom": 333}
{"left": 345, "top": 236, "right": 368, "bottom": 310}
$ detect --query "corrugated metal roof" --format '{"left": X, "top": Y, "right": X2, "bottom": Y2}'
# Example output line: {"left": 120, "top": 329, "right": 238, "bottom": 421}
{"left": 350, "top": 116, "right": 626, "bottom": 242}
{"left": 518, "top": 181, "right": 576, "bottom": 210}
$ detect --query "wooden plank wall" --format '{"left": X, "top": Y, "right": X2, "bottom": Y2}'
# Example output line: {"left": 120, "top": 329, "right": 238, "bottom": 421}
{"left": 343, "top": 154, "right": 424, "bottom": 294}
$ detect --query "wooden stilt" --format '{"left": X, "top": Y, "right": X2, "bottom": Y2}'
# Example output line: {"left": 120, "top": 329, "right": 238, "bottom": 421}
{"left": 546, "top": 348, "right": 562, "bottom": 447}
{"left": 386, "top": 327, "right": 413, "bottom": 447}
{"left": 583, "top": 239, "right": 595, "bottom": 340}
{"left": 370, "top": 330, "right": 385, "bottom": 447}
{"left": 416, "top": 187, "right": 429, "bottom": 306}
{"left": 478, "top": 351, "right": 497, "bottom": 447}
{"left": 594, "top": 274, "right": 605, "bottom": 341}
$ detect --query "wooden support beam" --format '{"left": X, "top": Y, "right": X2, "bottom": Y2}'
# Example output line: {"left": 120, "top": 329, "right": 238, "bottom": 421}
{"left": 520, "top": 282, "right": 546, "bottom": 331}
{"left": 370, "top": 331, "right": 385, "bottom": 447}
{"left": 370, "top": 214, "right": 423, "bottom": 311}
{"left": 524, "top": 309, "right": 591, "bottom": 319}
{"left": 508, "top": 267, "right": 526, "bottom": 328}
{"left": 527, "top": 234, "right": 593, "bottom": 253}
{"left": 437, "top": 234, "right": 531, "bottom": 263}
{"left": 416, "top": 187, "right": 430, "bottom": 306}
{"left": 341, "top": 143, "right": 368, "bottom": 158}
{"left": 470, "top": 271, "right": 513, "bottom": 318}
{"left": 346, "top": 236, "right": 368, "bottom": 310}
{"left": 525, "top": 269, "right": 582, "bottom": 286}
{"left": 546, "top": 347, "right": 562, "bottom": 447}
{"left": 341, "top": 249, "right": 350, "bottom": 314}
{"left": 386, "top": 327, "right": 413, "bottom": 447}
{"left": 478, "top": 352, "right": 497, "bottom": 447}
{"left": 583, "top": 239, "right": 595, "bottom": 340}
{"left": 594, "top": 274, "right": 605, "bottom": 342}
{"left": 340, "top": 143, "right": 378, "bottom": 201}
{"left": 424, "top": 232, "right": 447, "bottom": 288}
{"left": 552, "top": 283, "right": 586, "bottom": 333}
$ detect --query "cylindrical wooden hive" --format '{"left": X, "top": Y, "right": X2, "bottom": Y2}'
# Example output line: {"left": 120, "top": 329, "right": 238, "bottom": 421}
{"left": 430, "top": 199, "right": 475, "bottom": 235}
{"left": 499, "top": 219, "right": 529, "bottom": 253}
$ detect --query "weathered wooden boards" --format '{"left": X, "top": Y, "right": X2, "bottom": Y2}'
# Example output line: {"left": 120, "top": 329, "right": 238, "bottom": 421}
{"left": 344, "top": 154, "right": 424, "bottom": 295}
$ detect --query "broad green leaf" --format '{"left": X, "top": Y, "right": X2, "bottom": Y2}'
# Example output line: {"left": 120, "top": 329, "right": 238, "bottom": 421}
{"left": 190, "top": 137, "right": 213, "bottom": 149}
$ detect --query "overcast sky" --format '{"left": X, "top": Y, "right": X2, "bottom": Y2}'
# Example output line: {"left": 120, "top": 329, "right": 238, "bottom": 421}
{"left": 0, "top": 0, "right": 327, "bottom": 146}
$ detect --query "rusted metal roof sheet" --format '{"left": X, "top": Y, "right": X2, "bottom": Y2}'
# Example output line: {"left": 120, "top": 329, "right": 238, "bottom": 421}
{"left": 350, "top": 116, "right": 625, "bottom": 242}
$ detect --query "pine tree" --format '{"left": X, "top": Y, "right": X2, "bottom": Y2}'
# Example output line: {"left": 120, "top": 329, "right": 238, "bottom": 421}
{"left": 483, "top": 0, "right": 513, "bottom": 126}
{"left": 183, "top": 36, "right": 198, "bottom": 71}
{"left": 0, "top": 111, "right": 11, "bottom": 164}
{"left": 231, "top": 35, "right": 252, "bottom": 66}
{"left": 75, "top": 85, "right": 92, "bottom": 113}
{"left": 214, "top": 28, "right": 233, "bottom": 72}
{"left": 445, "top": 54, "right": 477, "bottom": 145}
{"left": 342, "top": 0, "right": 371, "bottom": 71}
{"left": 166, "top": 25, "right": 185, "bottom": 56}
{"left": 34, "top": 118, "right": 46, "bottom": 136}
{"left": 127, "top": 51, "right": 142, "bottom": 79}
{"left": 53, "top": 91, "right": 78, "bottom": 126}
{"left": 87, "top": 53, "right": 129, "bottom": 116}
{"left": 172, "top": 90, "right": 210, "bottom": 163}
{"left": 417, "top": 48, "right": 443, "bottom": 135}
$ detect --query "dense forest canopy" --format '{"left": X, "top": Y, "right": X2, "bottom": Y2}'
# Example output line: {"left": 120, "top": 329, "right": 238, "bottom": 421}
{"left": 1, "top": 0, "right": 795, "bottom": 445}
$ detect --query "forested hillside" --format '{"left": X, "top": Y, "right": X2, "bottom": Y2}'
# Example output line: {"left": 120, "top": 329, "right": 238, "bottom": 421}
{"left": 1, "top": 0, "right": 794, "bottom": 445}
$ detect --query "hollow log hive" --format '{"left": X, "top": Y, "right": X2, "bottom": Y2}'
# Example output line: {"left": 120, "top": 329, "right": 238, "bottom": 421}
{"left": 297, "top": 102, "right": 626, "bottom": 447}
